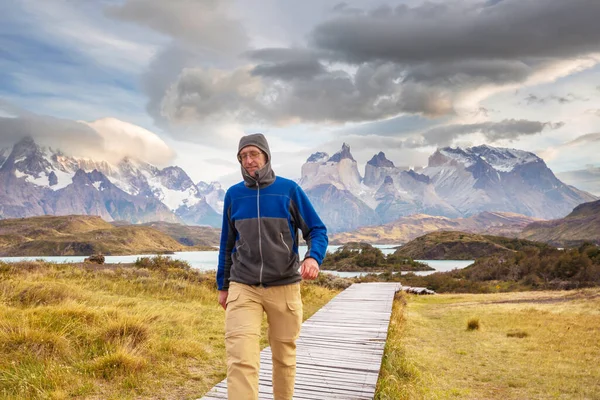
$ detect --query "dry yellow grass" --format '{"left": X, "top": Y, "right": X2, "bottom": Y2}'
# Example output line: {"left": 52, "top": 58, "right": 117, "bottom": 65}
{"left": 376, "top": 289, "right": 600, "bottom": 399}
{"left": 0, "top": 260, "right": 338, "bottom": 399}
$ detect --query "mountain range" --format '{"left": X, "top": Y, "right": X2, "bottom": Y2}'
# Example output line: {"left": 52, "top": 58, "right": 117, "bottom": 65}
{"left": 300, "top": 144, "right": 597, "bottom": 232}
{"left": 0, "top": 137, "right": 597, "bottom": 234}
{"left": 0, "top": 137, "right": 224, "bottom": 226}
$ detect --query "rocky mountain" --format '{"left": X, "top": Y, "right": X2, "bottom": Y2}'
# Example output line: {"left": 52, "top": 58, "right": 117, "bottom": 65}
{"left": 519, "top": 199, "right": 600, "bottom": 247}
{"left": 0, "top": 137, "right": 220, "bottom": 226}
{"left": 422, "top": 146, "right": 596, "bottom": 219}
{"left": 197, "top": 181, "right": 225, "bottom": 215}
{"left": 300, "top": 144, "right": 377, "bottom": 232}
{"left": 329, "top": 211, "right": 541, "bottom": 244}
{"left": 301, "top": 143, "right": 597, "bottom": 232}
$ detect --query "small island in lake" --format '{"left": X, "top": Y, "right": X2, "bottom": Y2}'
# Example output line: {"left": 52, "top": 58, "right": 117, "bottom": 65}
{"left": 321, "top": 242, "right": 434, "bottom": 272}
{"left": 393, "top": 231, "right": 549, "bottom": 260}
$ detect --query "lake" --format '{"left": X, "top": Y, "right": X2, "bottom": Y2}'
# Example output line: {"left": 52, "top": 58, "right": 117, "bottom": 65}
{"left": 0, "top": 244, "right": 473, "bottom": 277}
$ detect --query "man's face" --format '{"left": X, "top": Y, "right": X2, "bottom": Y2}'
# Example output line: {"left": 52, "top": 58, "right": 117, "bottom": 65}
{"left": 238, "top": 145, "right": 266, "bottom": 176}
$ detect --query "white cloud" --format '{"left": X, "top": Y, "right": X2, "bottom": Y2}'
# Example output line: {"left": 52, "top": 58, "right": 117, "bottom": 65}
{"left": 84, "top": 117, "right": 175, "bottom": 166}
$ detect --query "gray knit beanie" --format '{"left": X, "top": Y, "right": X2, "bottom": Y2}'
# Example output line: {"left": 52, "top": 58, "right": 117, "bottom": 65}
{"left": 237, "top": 133, "right": 271, "bottom": 162}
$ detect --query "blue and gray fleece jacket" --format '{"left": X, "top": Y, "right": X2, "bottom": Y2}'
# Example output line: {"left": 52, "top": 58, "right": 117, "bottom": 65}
{"left": 216, "top": 134, "right": 328, "bottom": 291}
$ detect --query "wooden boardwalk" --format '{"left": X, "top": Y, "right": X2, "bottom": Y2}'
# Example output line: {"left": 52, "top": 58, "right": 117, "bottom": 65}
{"left": 200, "top": 282, "right": 401, "bottom": 400}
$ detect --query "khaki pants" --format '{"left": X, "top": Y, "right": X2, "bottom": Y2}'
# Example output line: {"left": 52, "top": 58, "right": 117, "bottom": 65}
{"left": 225, "top": 282, "right": 302, "bottom": 400}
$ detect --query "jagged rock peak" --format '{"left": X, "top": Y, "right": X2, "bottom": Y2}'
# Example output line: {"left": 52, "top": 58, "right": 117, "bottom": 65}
{"left": 11, "top": 136, "right": 40, "bottom": 157}
{"left": 307, "top": 152, "right": 329, "bottom": 163}
{"left": 407, "top": 169, "right": 430, "bottom": 184}
{"left": 328, "top": 143, "right": 355, "bottom": 162}
{"left": 367, "top": 152, "right": 394, "bottom": 168}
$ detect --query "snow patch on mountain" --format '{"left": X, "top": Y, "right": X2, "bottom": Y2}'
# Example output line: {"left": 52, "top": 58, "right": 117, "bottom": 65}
{"left": 439, "top": 148, "right": 477, "bottom": 168}
{"left": 197, "top": 181, "right": 225, "bottom": 213}
{"left": 438, "top": 145, "right": 541, "bottom": 173}
{"left": 148, "top": 180, "right": 201, "bottom": 210}
{"left": 471, "top": 145, "right": 540, "bottom": 172}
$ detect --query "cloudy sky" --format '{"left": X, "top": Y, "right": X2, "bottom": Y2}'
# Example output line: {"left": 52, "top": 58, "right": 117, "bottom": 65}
{"left": 1, "top": 0, "right": 600, "bottom": 192}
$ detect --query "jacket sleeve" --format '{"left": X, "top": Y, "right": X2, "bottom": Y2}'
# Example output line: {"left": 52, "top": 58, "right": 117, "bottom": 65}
{"left": 290, "top": 185, "right": 328, "bottom": 265}
{"left": 217, "top": 191, "right": 236, "bottom": 290}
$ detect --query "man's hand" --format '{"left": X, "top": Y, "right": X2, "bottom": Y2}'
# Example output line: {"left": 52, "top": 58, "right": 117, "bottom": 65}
{"left": 300, "top": 257, "right": 320, "bottom": 280}
{"left": 218, "top": 290, "right": 228, "bottom": 310}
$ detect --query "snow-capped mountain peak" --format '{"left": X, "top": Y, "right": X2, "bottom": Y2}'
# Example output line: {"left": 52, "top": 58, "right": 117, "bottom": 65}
{"left": 197, "top": 181, "right": 225, "bottom": 213}
{"left": 433, "top": 145, "right": 541, "bottom": 173}
{"left": 306, "top": 152, "right": 329, "bottom": 163}
{"left": 436, "top": 147, "right": 478, "bottom": 169}
{"left": 0, "top": 137, "right": 222, "bottom": 226}
{"left": 470, "top": 145, "right": 541, "bottom": 172}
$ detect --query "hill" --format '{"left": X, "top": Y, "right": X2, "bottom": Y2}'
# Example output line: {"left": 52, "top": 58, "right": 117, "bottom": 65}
{"left": 138, "top": 221, "right": 220, "bottom": 247}
{"left": 519, "top": 199, "right": 600, "bottom": 247}
{"left": 0, "top": 215, "right": 204, "bottom": 256}
{"left": 330, "top": 212, "right": 540, "bottom": 244}
{"left": 394, "top": 231, "right": 548, "bottom": 260}
{"left": 322, "top": 242, "right": 433, "bottom": 272}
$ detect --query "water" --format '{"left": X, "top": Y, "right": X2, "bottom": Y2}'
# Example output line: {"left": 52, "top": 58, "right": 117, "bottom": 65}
{"left": 0, "top": 244, "right": 471, "bottom": 276}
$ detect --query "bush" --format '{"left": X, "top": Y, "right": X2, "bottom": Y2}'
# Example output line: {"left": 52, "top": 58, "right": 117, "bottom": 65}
{"left": 135, "top": 255, "right": 190, "bottom": 271}
{"left": 310, "top": 273, "right": 353, "bottom": 290}
{"left": 467, "top": 318, "right": 480, "bottom": 331}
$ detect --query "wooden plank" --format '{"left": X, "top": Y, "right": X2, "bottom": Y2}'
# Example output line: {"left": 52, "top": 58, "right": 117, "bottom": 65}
{"left": 198, "top": 282, "right": 400, "bottom": 399}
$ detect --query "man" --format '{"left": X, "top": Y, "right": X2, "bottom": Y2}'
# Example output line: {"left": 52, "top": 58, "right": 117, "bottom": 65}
{"left": 216, "top": 133, "right": 328, "bottom": 400}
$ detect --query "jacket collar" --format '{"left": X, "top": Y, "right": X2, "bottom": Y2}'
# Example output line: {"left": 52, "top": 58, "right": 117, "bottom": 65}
{"left": 241, "top": 161, "right": 276, "bottom": 188}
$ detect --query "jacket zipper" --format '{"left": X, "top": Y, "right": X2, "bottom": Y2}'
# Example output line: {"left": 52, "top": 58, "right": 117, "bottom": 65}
{"left": 280, "top": 232, "right": 290, "bottom": 253}
{"left": 257, "top": 183, "right": 264, "bottom": 285}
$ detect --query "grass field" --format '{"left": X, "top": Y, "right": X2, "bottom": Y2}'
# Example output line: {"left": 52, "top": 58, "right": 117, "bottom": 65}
{"left": 0, "top": 260, "right": 338, "bottom": 399}
{"left": 3, "top": 258, "right": 599, "bottom": 400}
{"left": 376, "top": 289, "right": 600, "bottom": 400}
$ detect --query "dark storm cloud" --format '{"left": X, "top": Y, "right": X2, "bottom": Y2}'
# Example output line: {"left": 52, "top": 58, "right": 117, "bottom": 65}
{"left": 105, "top": 0, "right": 248, "bottom": 53}
{"left": 245, "top": 48, "right": 326, "bottom": 80}
{"left": 110, "top": 0, "right": 600, "bottom": 128}
{"left": 402, "top": 60, "right": 531, "bottom": 86}
{"left": 105, "top": 0, "right": 249, "bottom": 128}
{"left": 331, "top": 2, "right": 363, "bottom": 15}
{"left": 310, "top": 0, "right": 600, "bottom": 64}
{"left": 525, "top": 93, "right": 588, "bottom": 105}
{"left": 422, "top": 119, "right": 564, "bottom": 147}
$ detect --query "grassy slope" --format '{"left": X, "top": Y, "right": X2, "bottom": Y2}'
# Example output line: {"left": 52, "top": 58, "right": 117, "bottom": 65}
{"left": 0, "top": 261, "right": 338, "bottom": 399}
{"left": 520, "top": 199, "right": 600, "bottom": 246}
{"left": 139, "top": 221, "right": 220, "bottom": 247}
{"left": 376, "top": 290, "right": 600, "bottom": 400}
{"left": 0, "top": 215, "right": 205, "bottom": 256}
